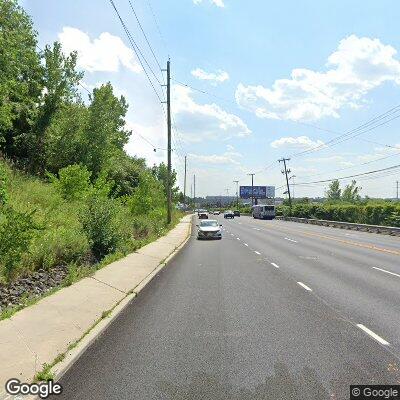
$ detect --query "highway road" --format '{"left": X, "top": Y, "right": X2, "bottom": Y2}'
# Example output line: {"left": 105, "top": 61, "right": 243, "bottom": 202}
{"left": 54, "top": 215, "right": 400, "bottom": 400}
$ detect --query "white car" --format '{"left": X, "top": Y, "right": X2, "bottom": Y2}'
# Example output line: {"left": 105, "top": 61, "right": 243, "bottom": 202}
{"left": 196, "top": 220, "right": 222, "bottom": 240}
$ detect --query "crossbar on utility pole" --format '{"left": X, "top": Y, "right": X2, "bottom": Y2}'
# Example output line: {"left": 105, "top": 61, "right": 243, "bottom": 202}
{"left": 278, "top": 158, "right": 292, "bottom": 209}
{"left": 166, "top": 60, "right": 172, "bottom": 224}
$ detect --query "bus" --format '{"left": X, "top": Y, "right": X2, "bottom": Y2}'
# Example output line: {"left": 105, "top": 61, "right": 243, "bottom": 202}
{"left": 252, "top": 204, "right": 276, "bottom": 220}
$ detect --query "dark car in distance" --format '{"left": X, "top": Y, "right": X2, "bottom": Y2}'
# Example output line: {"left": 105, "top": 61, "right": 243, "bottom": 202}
{"left": 233, "top": 210, "right": 240, "bottom": 217}
{"left": 224, "top": 210, "right": 234, "bottom": 219}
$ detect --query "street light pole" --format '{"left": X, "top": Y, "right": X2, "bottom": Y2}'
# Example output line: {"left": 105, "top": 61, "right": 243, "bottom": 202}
{"left": 247, "top": 173, "right": 255, "bottom": 206}
{"left": 233, "top": 180, "right": 239, "bottom": 209}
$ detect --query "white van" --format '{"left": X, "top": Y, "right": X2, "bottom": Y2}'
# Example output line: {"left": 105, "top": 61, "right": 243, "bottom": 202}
{"left": 252, "top": 205, "right": 276, "bottom": 220}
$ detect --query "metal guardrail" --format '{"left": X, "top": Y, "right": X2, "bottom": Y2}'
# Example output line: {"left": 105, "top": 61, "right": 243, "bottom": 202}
{"left": 276, "top": 216, "right": 400, "bottom": 236}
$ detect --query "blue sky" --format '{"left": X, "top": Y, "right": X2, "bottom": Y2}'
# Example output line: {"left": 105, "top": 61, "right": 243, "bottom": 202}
{"left": 22, "top": 0, "right": 400, "bottom": 198}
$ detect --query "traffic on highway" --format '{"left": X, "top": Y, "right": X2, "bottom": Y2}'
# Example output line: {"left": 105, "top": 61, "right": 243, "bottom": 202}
{"left": 54, "top": 212, "right": 400, "bottom": 400}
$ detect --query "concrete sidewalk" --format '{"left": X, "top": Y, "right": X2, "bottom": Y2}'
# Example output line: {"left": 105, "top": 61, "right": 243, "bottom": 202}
{"left": 0, "top": 215, "right": 192, "bottom": 394}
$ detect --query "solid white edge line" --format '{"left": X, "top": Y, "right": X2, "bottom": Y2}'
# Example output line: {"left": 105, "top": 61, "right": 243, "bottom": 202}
{"left": 372, "top": 267, "right": 400, "bottom": 278}
{"left": 357, "top": 324, "right": 390, "bottom": 346}
{"left": 297, "top": 282, "right": 312, "bottom": 291}
{"left": 254, "top": 251, "right": 261, "bottom": 255}
{"left": 271, "top": 262, "right": 280, "bottom": 268}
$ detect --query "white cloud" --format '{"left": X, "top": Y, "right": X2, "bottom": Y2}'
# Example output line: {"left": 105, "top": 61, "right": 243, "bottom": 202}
{"left": 124, "top": 121, "right": 167, "bottom": 167}
{"left": 58, "top": 27, "right": 142, "bottom": 73}
{"left": 236, "top": 35, "right": 400, "bottom": 121}
{"left": 270, "top": 135, "right": 325, "bottom": 150}
{"left": 173, "top": 85, "right": 251, "bottom": 142}
{"left": 191, "top": 68, "right": 229, "bottom": 85}
{"left": 306, "top": 155, "right": 354, "bottom": 167}
{"left": 193, "top": 0, "right": 225, "bottom": 7}
{"left": 189, "top": 151, "right": 241, "bottom": 165}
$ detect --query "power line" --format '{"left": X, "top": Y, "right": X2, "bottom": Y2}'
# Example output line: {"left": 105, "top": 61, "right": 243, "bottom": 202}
{"left": 109, "top": 0, "right": 163, "bottom": 100}
{"left": 173, "top": 77, "right": 398, "bottom": 153}
{"left": 127, "top": 0, "right": 163, "bottom": 72}
{"left": 294, "top": 163, "right": 400, "bottom": 186}
{"left": 296, "top": 149, "right": 400, "bottom": 180}
{"left": 145, "top": 0, "right": 168, "bottom": 51}
{"left": 290, "top": 105, "right": 400, "bottom": 158}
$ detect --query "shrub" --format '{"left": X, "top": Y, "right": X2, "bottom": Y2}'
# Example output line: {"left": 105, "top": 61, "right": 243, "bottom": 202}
{"left": 79, "top": 195, "right": 120, "bottom": 260}
{"left": 284, "top": 201, "right": 400, "bottom": 227}
{"left": 50, "top": 164, "right": 92, "bottom": 201}
{"left": 22, "top": 226, "right": 91, "bottom": 271}
{"left": 0, "top": 163, "right": 8, "bottom": 205}
{"left": 0, "top": 207, "right": 37, "bottom": 281}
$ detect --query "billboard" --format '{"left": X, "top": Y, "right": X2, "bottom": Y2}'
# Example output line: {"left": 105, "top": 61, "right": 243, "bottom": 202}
{"left": 240, "top": 186, "right": 275, "bottom": 199}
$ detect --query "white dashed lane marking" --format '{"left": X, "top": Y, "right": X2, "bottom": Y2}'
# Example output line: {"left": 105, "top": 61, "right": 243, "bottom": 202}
{"left": 254, "top": 251, "right": 261, "bottom": 255}
{"left": 284, "top": 237, "right": 298, "bottom": 243}
{"left": 372, "top": 267, "right": 400, "bottom": 278}
{"left": 297, "top": 282, "right": 312, "bottom": 291}
{"left": 357, "top": 324, "right": 390, "bottom": 346}
{"left": 271, "top": 263, "right": 280, "bottom": 269}
{"left": 244, "top": 243, "right": 249, "bottom": 247}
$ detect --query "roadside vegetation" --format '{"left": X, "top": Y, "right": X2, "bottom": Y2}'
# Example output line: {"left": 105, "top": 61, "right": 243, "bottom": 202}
{"left": 277, "top": 179, "right": 400, "bottom": 226}
{"left": 0, "top": 0, "right": 182, "bottom": 290}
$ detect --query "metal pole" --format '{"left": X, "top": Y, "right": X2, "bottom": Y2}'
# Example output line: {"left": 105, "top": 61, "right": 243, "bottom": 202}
{"left": 166, "top": 60, "right": 172, "bottom": 224}
{"left": 183, "top": 155, "right": 187, "bottom": 206}
{"left": 233, "top": 180, "right": 239, "bottom": 209}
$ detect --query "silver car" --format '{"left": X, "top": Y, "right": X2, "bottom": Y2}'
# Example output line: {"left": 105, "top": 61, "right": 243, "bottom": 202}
{"left": 196, "top": 220, "right": 222, "bottom": 240}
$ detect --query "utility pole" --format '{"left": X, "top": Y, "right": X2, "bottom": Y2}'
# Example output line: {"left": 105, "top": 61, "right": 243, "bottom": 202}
{"left": 289, "top": 175, "right": 296, "bottom": 201}
{"left": 279, "top": 158, "right": 292, "bottom": 209}
{"left": 397, "top": 180, "right": 399, "bottom": 201}
{"left": 248, "top": 173, "right": 255, "bottom": 206}
{"left": 233, "top": 180, "right": 239, "bottom": 209}
{"left": 162, "top": 60, "right": 172, "bottom": 224}
{"left": 193, "top": 174, "right": 196, "bottom": 211}
{"left": 183, "top": 155, "right": 187, "bottom": 206}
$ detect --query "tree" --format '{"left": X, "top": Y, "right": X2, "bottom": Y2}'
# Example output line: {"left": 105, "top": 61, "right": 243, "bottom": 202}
{"left": 342, "top": 180, "right": 362, "bottom": 203}
{"left": 128, "top": 171, "right": 165, "bottom": 215}
{"left": 326, "top": 180, "right": 341, "bottom": 201}
{"left": 31, "top": 41, "right": 83, "bottom": 172}
{"left": 151, "top": 162, "right": 179, "bottom": 201}
{"left": 101, "top": 153, "right": 146, "bottom": 198}
{"left": 0, "top": 0, "right": 43, "bottom": 161}
{"left": 44, "top": 102, "right": 88, "bottom": 173}
{"left": 82, "top": 83, "right": 130, "bottom": 178}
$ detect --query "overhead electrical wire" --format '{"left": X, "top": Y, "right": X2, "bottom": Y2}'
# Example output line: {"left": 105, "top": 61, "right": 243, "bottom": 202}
{"left": 127, "top": 0, "right": 163, "bottom": 71}
{"left": 109, "top": 0, "right": 163, "bottom": 99}
{"left": 290, "top": 104, "right": 400, "bottom": 158}
{"left": 293, "top": 163, "right": 400, "bottom": 186}
{"left": 296, "top": 149, "right": 400, "bottom": 180}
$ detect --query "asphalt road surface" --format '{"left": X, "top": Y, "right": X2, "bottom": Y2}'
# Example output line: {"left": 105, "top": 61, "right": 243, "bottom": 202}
{"left": 54, "top": 215, "right": 400, "bottom": 400}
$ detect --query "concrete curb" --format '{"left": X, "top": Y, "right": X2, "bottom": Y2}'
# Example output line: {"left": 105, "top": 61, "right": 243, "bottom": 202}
{"left": 0, "top": 216, "right": 192, "bottom": 399}
{"left": 53, "top": 219, "right": 192, "bottom": 381}
{"left": 51, "top": 218, "right": 192, "bottom": 384}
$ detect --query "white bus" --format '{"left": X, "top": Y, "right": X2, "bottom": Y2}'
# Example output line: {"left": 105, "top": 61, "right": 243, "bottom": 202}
{"left": 252, "top": 205, "right": 276, "bottom": 220}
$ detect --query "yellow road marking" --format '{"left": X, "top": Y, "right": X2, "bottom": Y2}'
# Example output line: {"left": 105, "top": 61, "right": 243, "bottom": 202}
{"left": 263, "top": 224, "right": 400, "bottom": 256}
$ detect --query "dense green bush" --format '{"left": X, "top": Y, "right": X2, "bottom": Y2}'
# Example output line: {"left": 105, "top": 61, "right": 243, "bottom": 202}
{"left": 23, "top": 226, "right": 90, "bottom": 271}
{"left": 277, "top": 202, "right": 400, "bottom": 227}
{"left": 0, "top": 207, "right": 37, "bottom": 280}
{"left": 79, "top": 195, "right": 120, "bottom": 260}
{"left": 50, "top": 164, "right": 92, "bottom": 201}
